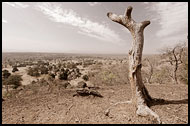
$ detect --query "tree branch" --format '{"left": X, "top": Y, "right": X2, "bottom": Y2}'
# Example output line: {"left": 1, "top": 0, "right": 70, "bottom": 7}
{"left": 107, "top": 12, "right": 123, "bottom": 24}
{"left": 141, "top": 21, "right": 151, "bottom": 29}
{"left": 124, "top": 6, "right": 133, "bottom": 19}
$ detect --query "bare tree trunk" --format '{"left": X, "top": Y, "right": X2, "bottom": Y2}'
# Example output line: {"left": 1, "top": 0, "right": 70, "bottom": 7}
{"left": 162, "top": 44, "right": 184, "bottom": 84}
{"left": 173, "top": 67, "right": 178, "bottom": 84}
{"left": 107, "top": 6, "right": 161, "bottom": 123}
{"left": 173, "top": 48, "right": 179, "bottom": 84}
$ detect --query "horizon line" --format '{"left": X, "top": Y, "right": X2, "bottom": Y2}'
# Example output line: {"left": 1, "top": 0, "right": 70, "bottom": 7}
{"left": 2, "top": 51, "right": 160, "bottom": 55}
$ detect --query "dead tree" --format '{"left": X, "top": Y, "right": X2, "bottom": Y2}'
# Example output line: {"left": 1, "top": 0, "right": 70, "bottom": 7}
{"left": 106, "top": 6, "right": 161, "bottom": 123}
{"left": 143, "top": 58, "right": 155, "bottom": 84}
{"left": 161, "top": 43, "right": 185, "bottom": 84}
{"left": 73, "top": 88, "right": 103, "bottom": 98}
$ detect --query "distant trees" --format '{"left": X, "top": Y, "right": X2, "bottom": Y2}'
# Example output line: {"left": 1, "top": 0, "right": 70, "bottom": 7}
{"left": 161, "top": 43, "right": 186, "bottom": 84}
{"left": 39, "top": 66, "right": 49, "bottom": 74}
{"left": 142, "top": 58, "right": 156, "bottom": 84}
{"left": 27, "top": 67, "right": 40, "bottom": 77}
{"left": 27, "top": 65, "right": 49, "bottom": 77}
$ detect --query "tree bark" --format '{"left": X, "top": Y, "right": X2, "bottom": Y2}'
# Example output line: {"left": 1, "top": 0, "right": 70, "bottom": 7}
{"left": 107, "top": 6, "right": 161, "bottom": 123}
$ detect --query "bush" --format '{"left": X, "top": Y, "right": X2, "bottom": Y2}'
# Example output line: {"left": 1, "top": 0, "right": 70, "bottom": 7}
{"left": 40, "top": 66, "right": 49, "bottom": 74}
{"left": 75, "top": 68, "right": 80, "bottom": 73}
{"left": 12, "top": 66, "right": 19, "bottom": 73}
{"left": 3, "top": 75, "right": 22, "bottom": 89}
{"left": 82, "top": 75, "right": 89, "bottom": 81}
{"left": 59, "top": 72, "right": 68, "bottom": 80}
{"left": 66, "top": 62, "right": 77, "bottom": 69}
{"left": 49, "top": 73, "right": 56, "bottom": 78}
{"left": 152, "top": 66, "right": 171, "bottom": 84}
{"left": 178, "top": 50, "right": 188, "bottom": 84}
{"left": 2, "top": 70, "right": 11, "bottom": 79}
{"left": 89, "top": 63, "right": 129, "bottom": 86}
{"left": 102, "top": 71, "right": 115, "bottom": 84}
{"left": 27, "top": 67, "right": 40, "bottom": 77}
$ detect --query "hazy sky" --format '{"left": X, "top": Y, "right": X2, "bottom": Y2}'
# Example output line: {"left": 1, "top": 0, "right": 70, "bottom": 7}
{"left": 2, "top": 2, "right": 188, "bottom": 54}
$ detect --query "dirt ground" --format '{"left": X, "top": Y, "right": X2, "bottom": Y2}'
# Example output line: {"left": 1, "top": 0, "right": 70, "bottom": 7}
{"left": 2, "top": 83, "right": 188, "bottom": 124}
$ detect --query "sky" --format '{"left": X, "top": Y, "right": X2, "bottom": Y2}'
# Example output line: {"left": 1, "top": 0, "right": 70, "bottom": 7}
{"left": 2, "top": 2, "right": 188, "bottom": 54}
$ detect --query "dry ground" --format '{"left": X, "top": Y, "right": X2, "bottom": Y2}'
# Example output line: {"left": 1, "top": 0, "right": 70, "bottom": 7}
{"left": 2, "top": 83, "right": 188, "bottom": 124}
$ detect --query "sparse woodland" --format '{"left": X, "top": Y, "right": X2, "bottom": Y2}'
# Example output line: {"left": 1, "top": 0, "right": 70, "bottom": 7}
{"left": 2, "top": 42, "right": 188, "bottom": 124}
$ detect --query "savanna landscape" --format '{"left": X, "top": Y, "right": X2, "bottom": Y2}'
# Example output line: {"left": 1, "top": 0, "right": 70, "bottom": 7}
{"left": 2, "top": 2, "right": 188, "bottom": 124}
{"left": 2, "top": 49, "right": 188, "bottom": 124}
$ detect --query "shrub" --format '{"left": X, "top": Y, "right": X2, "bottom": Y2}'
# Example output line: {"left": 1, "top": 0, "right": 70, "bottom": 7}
{"left": 89, "top": 63, "right": 129, "bottom": 86}
{"left": 49, "top": 73, "right": 55, "bottom": 78}
{"left": 75, "top": 68, "right": 80, "bottom": 73}
{"left": 27, "top": 67, "right": 40, "bottom": 77}
{"left": 66, "top": 62, "right": 77, "bottom": 69}
{"left": 3, "top": 75, "right": 22, "bottom": 89}
{"left": 82, "top": 75, "right": 89, "bottom": 81}
{"left": 40, "top": 66, "right": 49, "bottom": 74}
{"left": 102, "top": 71, "right": 115, "bottom": 84}
{"left": 152, "top": 66, "right": 171, "bottom": 84}
{"left": 2, "top": 69, "right": 11, "bottom": 79}
{"left": 178, "top": 50, "right": 188, "bottom": 84}
{"left": 59, "top": 72, "right": 68, "bottom": 80}
{"left": 12, "top": 66, "right": 19, "bottom": 73}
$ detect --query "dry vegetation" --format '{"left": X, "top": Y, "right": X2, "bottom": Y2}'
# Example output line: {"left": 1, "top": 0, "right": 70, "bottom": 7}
{"left": 2, "top": 49, "right": 188, "bottom": 124}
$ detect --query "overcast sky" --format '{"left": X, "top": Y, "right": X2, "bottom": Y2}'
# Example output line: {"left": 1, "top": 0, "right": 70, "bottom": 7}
{"left": 2, "top": 2, "right": 188, "bottom": 54}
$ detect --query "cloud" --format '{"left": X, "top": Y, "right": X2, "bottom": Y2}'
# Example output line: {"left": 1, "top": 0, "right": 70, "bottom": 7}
{"left": 35, "top": 3, "right": 123, "bottom": 44}
{"left": 3, "top": 2, "right": 29, "bottom": 8}
{"left": 2, "top": 19, "right": 8, "bottom": 23}
{"left": 87, "top": 2, "right": 101, "bottom": 6}
{"left": 121, "top": 27, "right": 130, "bottom": 34}
{"left": 146, "top": 2, "right": 188, "bottom": 38}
